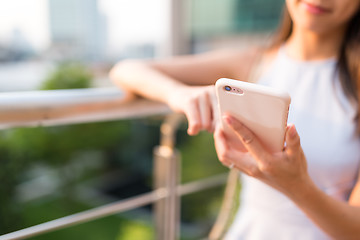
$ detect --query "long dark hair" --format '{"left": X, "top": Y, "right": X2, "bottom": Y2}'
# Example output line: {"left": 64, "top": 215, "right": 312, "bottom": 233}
{"left": 270, "top": 6, "right": 360, "bottom": 133}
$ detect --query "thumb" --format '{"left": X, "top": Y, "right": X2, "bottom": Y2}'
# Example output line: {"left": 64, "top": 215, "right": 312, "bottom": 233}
{"left": 285, "top": 124, "right": 301, "bottom": 155}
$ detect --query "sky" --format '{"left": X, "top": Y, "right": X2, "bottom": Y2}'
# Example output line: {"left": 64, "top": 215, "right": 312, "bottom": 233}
{"left": 0, "top": 0, "right": 50, "bottom": 50}
{"left": 0, "top": 0, "right": 167, "bottom": 52}
{"left": 100, "top": 0, "right": 168, "bottom": 51}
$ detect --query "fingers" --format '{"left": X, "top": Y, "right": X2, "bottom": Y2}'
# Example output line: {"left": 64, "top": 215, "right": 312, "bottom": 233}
{"left": 185, "top": 101, "right": 201, "bottom": 135}
{"left": 185, "top": 87, "right": 215, "bottom": 135}
{"left": 198, "top": 92, "right": 213, "bottom": 132}
{"left": 216, "top": 116, "right": 307, "bottom": 189}
{"left": 214, "top": 127, "right": 231, "bottom": 166}
{"left": 209, "top": 87, "right": 219, "bottom": 131}
{"left": 223, "top": 115, "right": 269, "bottom": 162}
{"left": 214, "top": 127, "right": 260, "bottom": 176}
{"left": 285, "top": 124, "right": 301, "bottom": 156}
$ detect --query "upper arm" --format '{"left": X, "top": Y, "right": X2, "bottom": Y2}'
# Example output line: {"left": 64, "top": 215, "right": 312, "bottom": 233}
{"left": 149, "top": 47, "right": 262, "bottom": 86}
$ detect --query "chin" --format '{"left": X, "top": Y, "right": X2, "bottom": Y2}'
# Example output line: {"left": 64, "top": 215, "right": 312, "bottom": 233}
{"left": 287, "top": 0, "right": 337, "bottom": 34}
{"left": 294, "top": 14, "right": 335, "bottom": 34}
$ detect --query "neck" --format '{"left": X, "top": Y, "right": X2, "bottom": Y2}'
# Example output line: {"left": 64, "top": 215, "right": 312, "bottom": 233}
{"left": 285, "top": 25, "right": 346, "bottom": 61}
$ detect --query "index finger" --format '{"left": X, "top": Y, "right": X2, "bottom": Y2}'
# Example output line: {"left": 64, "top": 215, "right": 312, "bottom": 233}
{"left": 184, "top": 101, "right": 201, "bottom": 135}
{"left": 223, "top": 114, "right": 270, "bottom": 162}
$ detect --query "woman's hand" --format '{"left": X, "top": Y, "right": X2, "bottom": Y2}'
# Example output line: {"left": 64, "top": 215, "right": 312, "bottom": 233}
{"left": 167, "top": 85, "right": 218, "bottom": 136}
{"left": 215, "top": 114, "right": 360, "bottom": 239}
{"left": 214, "top": 114, "right": 312, "bottom": 197}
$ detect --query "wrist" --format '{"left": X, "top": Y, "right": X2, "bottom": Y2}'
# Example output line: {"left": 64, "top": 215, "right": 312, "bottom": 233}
{"left": 287, "top": 175, "right": 319, "bottom": 204}
{"left": 164, "top": 83, "right": 190, "bottom": 105}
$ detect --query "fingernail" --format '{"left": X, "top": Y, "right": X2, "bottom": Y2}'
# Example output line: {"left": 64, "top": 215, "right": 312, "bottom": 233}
{"left": 187, "top": 128, "right": 193, "bottom": 135}
{"left": 290, "top": 125, "right": 297, "bottom": 138}
{"left": 223, "top": 115, "right": 233, "bottom": 125}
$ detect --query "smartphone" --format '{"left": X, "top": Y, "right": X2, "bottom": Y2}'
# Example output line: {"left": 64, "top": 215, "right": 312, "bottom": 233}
{"left": 215, "top": 78, "right": 291, "bottom": 153}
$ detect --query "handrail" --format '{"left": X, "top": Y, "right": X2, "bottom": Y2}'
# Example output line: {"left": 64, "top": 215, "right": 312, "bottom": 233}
{"left": 0, "top": 88, "right": 229, "bottom": 240}
{"left": 0, "top": 189, "right": 168, "bottom": 240}
{"left": 0, "top": 87, "right": 171, "bottom": 129}
{"left": 0, "top": 174, "right": 228, "bottom": 240}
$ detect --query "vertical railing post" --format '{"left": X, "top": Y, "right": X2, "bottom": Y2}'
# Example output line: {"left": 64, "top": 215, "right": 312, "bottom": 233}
{"left": 159, "top": 0, "right": 189, "bottom": 57}
{"left": 153, "top": 114, "right": 184, "bottom": 240}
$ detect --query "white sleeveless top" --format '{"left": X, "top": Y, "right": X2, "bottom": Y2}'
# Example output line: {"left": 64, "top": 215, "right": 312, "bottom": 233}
{"left": 225, "top": 46, "right": 360, "bottom": 240}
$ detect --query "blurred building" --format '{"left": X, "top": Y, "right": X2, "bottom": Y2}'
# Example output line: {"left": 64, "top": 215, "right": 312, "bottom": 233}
{"left": 0, "top": 29, "right": 35, "bottom": 62}
{"left": 190, "top": 0, "right": 283, "bottom": 36}
{"left": 188, "top": 0, "right": 284, "bottom": 52}
{"left": 233, "top": 0, "right": 284, "bottom": 31}
{"left": 48, "top": 0, "right": 107, "bottom": 61}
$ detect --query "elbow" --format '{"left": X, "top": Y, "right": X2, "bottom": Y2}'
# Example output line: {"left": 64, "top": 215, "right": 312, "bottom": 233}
{"left": 109, "top": 59, "right": 147, "bottom": 88}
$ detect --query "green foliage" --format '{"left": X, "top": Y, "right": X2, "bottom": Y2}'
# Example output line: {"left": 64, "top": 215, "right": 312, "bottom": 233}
{"left": 0, "top": 62, "right": 95, "bottom": 233}
{"left": 40, "top": 62, "right": 92, "bottom": 90}
{"left": 116, "top": 221, "right": 154, "bottom": 240}
{"left": 23, "top": 198, "right": 139, "bottom": 240}
{"left": 177, "top": 131, "right": 227, "bottom": 226}
{"left": 0, "top": 62, "right": 229, "bottom": 239}
{"left": 179, "top": 131, "right": 226, "bottom": 183}
{"left": 0, "top": 143, "right": 27, "bottom": 231}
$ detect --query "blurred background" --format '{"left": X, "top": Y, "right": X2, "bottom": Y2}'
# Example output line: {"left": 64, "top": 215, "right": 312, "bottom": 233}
{"left": 0, "top": 0, "right": 284, "bottom": 239}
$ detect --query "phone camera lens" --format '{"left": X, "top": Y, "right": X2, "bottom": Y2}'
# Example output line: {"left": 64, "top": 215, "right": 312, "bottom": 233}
{"left": 224, "top": 86, "right": 231, "bottom": 91}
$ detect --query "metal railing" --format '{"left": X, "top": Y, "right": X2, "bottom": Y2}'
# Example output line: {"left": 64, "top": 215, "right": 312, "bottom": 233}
{"left": 0, "top": 88, "right": 229, "bottom": 240}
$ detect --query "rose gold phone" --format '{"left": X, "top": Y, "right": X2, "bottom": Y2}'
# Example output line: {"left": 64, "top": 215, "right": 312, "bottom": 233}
{"left": 215, "top": 78, "right": 291, "bottom": 153}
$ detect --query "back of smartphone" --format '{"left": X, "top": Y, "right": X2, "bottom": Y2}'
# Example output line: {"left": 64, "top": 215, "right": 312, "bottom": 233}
{"left": 215, "top": 78, "right": 291, "bottom": 153}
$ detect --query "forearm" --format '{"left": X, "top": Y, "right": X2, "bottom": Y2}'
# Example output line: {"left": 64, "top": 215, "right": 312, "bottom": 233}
{"left": 289, "top": 180, "right": 360, "bottom": 239}
{"left": 109, "top": 48, "right": 261, "bottom": 102}
{"left": 109, "top": 59, "right": 188, "bottom": 103}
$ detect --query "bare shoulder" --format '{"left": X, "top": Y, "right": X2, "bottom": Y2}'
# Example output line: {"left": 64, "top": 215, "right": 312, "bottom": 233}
{"left": 203, "top": 46, "right": 274, "bottom": 83}
{"left": 262, "top": 46, "right": 279, "bottom": 62}
{"left": 230, "top": 45, "right": 280, "bottom": 81}
{"left": 223, "top": 47, "right": 264, "bottom": 81}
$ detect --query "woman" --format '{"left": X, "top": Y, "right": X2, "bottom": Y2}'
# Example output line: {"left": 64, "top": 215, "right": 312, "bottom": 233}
{"left": 110, "top": 0, "right": 360, "bottom": 239}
